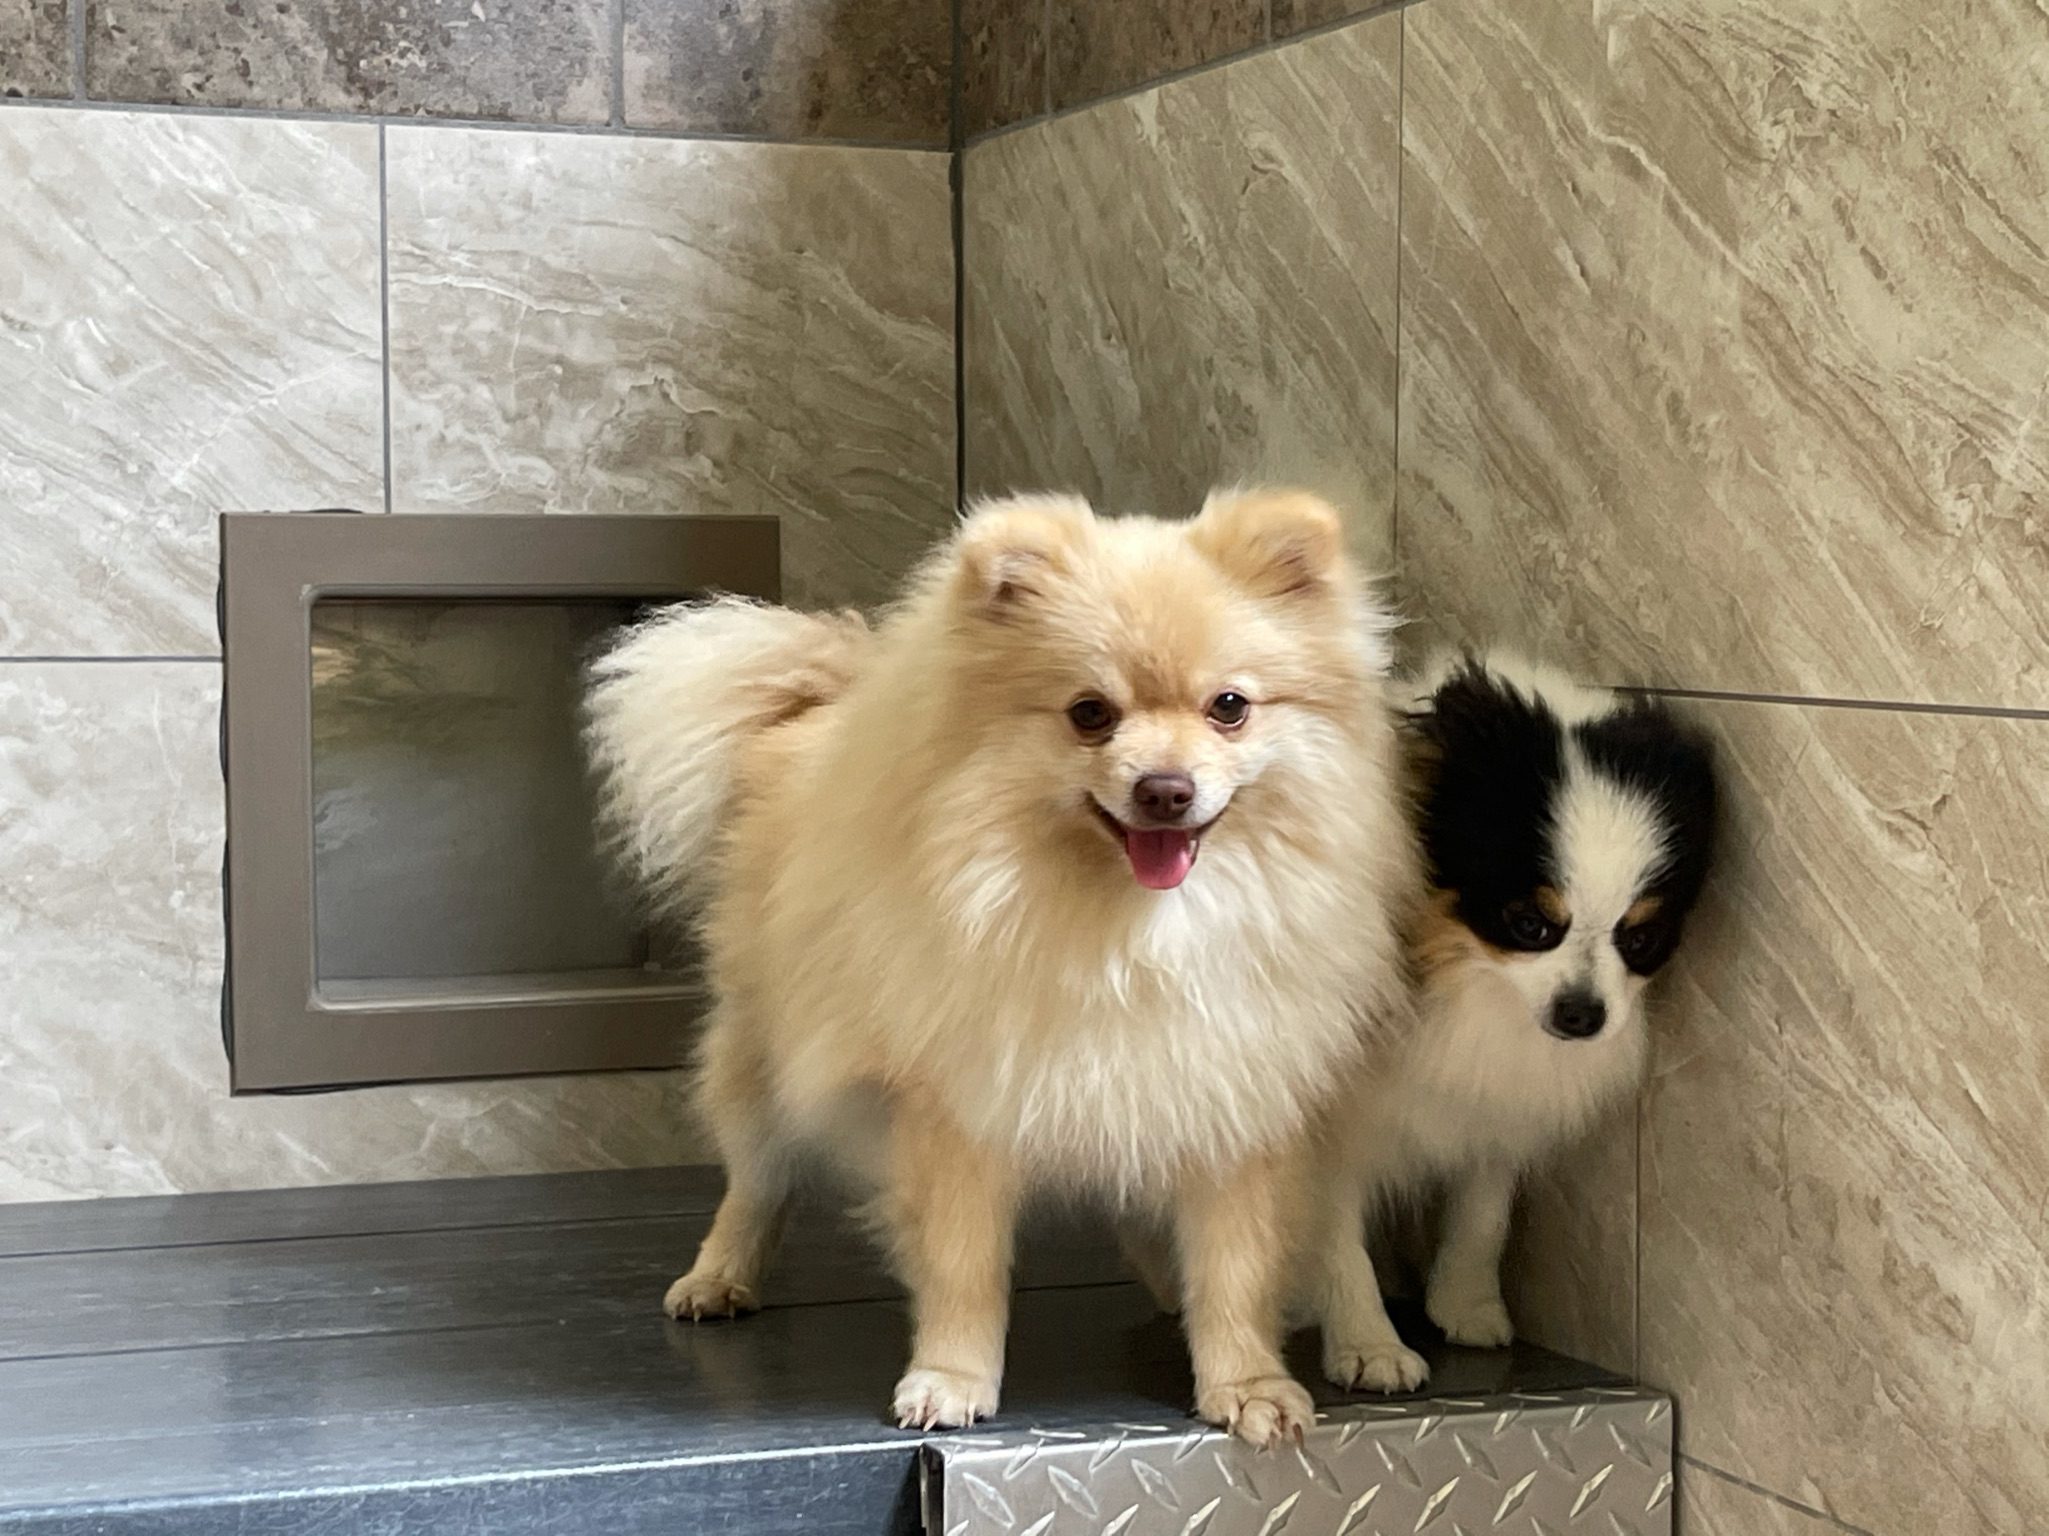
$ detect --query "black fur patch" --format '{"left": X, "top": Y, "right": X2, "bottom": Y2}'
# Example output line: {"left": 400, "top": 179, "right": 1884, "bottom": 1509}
{"left": 1574, "top": 697, "right": 1718, "bottom": 974}
{"left": 1417, "top": 663, "right": 1718, "bottom": 971}
{"left": 1416, "top": 663, "right": 1567, "bottom": 950}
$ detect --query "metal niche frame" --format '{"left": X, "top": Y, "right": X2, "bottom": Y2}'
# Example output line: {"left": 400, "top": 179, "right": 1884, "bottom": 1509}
{"left": 219, "top": 511, "right": 780, "bottom": 1092}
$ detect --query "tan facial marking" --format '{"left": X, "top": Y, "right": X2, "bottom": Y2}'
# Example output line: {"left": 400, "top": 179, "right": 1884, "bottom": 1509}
{"left": 1622, "top": 894, "right": 1664, "bottom": 926}
{"left": 1533, "top": 885, "right": 1570, "bottom": 925}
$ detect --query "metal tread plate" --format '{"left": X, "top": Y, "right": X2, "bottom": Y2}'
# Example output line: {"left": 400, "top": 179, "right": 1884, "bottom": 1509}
{"left": 924, "top": 1387, "right": 1674, "bottom": 1536}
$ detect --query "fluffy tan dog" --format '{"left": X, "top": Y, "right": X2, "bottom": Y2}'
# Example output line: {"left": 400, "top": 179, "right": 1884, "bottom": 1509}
{"left": 586, "top": 488, "right": 1414, "bottom": 1446}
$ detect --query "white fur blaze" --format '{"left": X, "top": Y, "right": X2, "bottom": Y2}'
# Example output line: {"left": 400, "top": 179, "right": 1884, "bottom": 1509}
{"left": 585, "top": 598, "right": 868, "bottom": 905}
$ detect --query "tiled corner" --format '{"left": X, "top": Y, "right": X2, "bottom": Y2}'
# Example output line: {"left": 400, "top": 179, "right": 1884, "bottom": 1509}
{"left": 963, "top": 13, "right": 1401, "bottom": 570}
{"left": 622, "top": 0, "right": 949, "bottom": 144}
{"left": 0, "top": 107, "right": 382, "bottom": 657}
{"left": 1046, "top": 0, "right": 1263, "bottom": 112}
{"left": 1638, "top": 698, "right": 2049, "bottom": 1533}
{"left": 1680, "top": 1464, "right": 1846, "bottom": 1535}
{"left": 384, "top": 126, "right": 954, "bottom": 611}
{"left": 0, "top": 0, "right": 70, "bottom": 98}
{"left": 1399, "top": 0, "right": 2049, "bottom": 709}
{"left": 84, "top": 0, "right": 610, "bottom": 121}
{"left": 0, "top": 663, "right": 710, "bottom": 1202}
{"left": 1504, "top": 1105, "right": 1636, "bottom": 1376}
{"left": 960, "top": 0, "right": 1045, "bottom": 138}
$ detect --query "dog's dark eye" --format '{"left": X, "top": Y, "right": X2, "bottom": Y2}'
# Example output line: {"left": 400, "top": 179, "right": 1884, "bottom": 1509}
{"left": 1207, "top": 691, "right": 1251, "bottom": 728}
{"left": 1066, "top": 696, "right": 1119, "bottom": 738}
{"left": 1615, "top": 921, "right": 1668, "bottom": 974}
{"left": 1502, "top": 899, "right": 1564, "bottom": 950}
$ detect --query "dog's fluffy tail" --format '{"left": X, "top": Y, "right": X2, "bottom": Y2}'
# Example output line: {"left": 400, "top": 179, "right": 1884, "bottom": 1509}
{"left": 586, "top": 597, "right": 868, "bottom": 905}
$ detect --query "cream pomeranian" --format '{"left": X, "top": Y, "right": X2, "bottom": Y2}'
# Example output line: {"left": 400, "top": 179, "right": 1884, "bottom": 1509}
{"left": 585, "top": 489, "right": 1415, "bottom": 1446}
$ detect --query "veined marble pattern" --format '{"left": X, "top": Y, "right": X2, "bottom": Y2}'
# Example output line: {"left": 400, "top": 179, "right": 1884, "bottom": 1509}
{"left": 960, "top": 0, "right": 1045, "bottom": 137}
{"left": 1639, "top": 699, "right": 2049, "bottom": 1533}
{"left": 1046, "top": 0, "right": 1263, "bottom": 112}
{"left": 963, "top": 13, "right": 1400, "bottom": 571}
{"left": 1680, "top": 1463, "right": 1845, "bottom": 1535}
{"left": 623, "top": 0, "right": 949, "bottom": 143}
{"left": 86, "top": 0, "right": 611, "bottom": 122}
{"left": 1400, "top": 0, "right": 2049, "bottom": 708}
{"left": 0, "top": 108, "right": 383, "bottom": 657}
{"left": 0, "top": 664, "right": 709, "bottom": 1203}
{"left": 1504, "top": 1103, "right": 1635, "bottom": 1375}
{"left": 0, "top": 0, "right": 69, "bottom": 98}
{"left": 385, "top": 128, "right": 954, "bottom": 612}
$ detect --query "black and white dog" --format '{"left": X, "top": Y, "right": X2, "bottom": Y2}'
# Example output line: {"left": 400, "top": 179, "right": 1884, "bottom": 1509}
{"left": 1313, "top": 652, "right": 1718, "bottom": 1392}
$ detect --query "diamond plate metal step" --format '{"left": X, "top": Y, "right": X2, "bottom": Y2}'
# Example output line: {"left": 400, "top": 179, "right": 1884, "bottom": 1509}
{"left": 923, "top": 1387, "right": 1674, "bottom": 1536}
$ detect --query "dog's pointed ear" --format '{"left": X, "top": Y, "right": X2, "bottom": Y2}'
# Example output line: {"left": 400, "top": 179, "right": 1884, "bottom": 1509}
{"left": 953, "top": 494, "right": 1093, "bottom": 614}
{"left": 1190, "top": 488, "right": 1346, "bottom": 599}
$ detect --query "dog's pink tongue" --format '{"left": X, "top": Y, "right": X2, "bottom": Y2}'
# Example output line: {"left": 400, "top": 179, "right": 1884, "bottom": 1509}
{"left": 1124, "top": 828, "right": 1196, "bottom": 891}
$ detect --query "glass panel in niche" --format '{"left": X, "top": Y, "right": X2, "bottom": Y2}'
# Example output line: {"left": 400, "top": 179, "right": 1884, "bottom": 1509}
{"left": 309, "top": 599, "right": 689, "bottom": 1008}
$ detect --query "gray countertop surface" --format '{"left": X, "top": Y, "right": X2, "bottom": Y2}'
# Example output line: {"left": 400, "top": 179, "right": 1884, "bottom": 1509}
{"left": 0, "top": 1165, "right": 1623, "bottom": 1533}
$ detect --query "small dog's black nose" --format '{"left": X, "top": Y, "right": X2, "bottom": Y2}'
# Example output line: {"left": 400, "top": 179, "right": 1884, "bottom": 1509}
{"left": 1549, "top": 991, "right": 1606, "bottom": 1039}
{"left": 1132, "top": 772, "right": 1197, "bottom": 823}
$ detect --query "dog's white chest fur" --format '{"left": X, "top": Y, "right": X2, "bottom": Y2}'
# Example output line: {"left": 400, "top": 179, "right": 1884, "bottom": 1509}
{"left": 956, "top": 967, "right": 1347, "bottom": 1193}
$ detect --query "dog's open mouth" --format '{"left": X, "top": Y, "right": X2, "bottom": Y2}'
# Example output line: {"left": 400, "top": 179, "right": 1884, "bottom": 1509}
{"left": 1090, "top": 801, "right": 1214, "bottom": 891}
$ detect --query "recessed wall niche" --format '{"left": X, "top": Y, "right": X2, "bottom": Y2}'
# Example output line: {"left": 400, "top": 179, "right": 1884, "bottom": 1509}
{"left": 220, "top": 512, "right": 780, "bottom": 1091}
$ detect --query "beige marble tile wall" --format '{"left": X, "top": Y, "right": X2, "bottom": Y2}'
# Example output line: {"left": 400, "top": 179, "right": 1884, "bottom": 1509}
{"left": 0, "top": 79, "right": 951, "bottom": 1198}
{"left": 1399, "top": 5, "right": 2049, "bottom": 1531}
{"left": 962, "top": 2, "right": 2048, "bottom": 1531}
{"left": 961, "top": 13, "right": 1403, "bottom": 571}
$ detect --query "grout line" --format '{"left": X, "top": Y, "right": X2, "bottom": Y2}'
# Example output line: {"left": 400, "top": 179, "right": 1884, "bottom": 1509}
{"left": 1389, "top": 9, "right": 1404, "bottom": 587}
{"left": 0, "top": 93, "right": 948, "bottom": 152}
{"left": 377, "top": 125, "right": 393, "bottom": 516}
{"left": 1679, "top": 1456, "right": 1879, "bottom": 1535}
{"left": 971, "top": 0, "right": 1420, "bottom": 147}
{"left": 1632, "top": 1087, "right": 1643, "bottom": 1381}
{"left": 1641, "top": 684, "right": 2049, "bottom": 723}
{"left": 608, "top": 0, "right": 625, "bottom": 128}
{"left": 69, "top": 0, "right": 85, "bottom": 99}
{"left": 2, "top": 655, "right": 219, "bottom": 664}
{"left": 950, "top": 0, "right": 968, "bottom": 510}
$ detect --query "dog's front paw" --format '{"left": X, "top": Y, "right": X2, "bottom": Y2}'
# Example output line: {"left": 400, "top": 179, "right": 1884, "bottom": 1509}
{"left": 1195, "top": 1374, "right": 1315, "bottom": 1449}
{"left": 1429, "top": 1292, "right": 1514, "bottom": 1348}
{"left": 893, "top": 1366, "right": 1000, "bottom": 1430}
{"left": 1324, "top": 1338, "right": 1430, "bottom": 1394}
{"left": 663, "top": 1270, "right": 759, "bottom": 1321}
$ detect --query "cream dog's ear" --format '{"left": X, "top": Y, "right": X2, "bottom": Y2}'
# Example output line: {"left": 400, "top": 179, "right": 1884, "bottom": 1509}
{"left": 1190, "top": 487, "right": 1346, "bottom": 599}
{"left": 952, "top": 493, "right": 1094, "bottom": 613}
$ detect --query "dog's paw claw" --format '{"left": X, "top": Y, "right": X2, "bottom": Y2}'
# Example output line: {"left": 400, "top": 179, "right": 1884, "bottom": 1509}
{"left": 1325, "top": 1340, "right": 1430, "bottom": 1394}
{"left": 1196, "top": 1375, "right": 1315, "bottom": 1450}
{"left": 893, "top": 1366, "right": 999, "bottom": 1430}
{"left": 663, "top": 1271, "right": 759, "bottom": 1322}
{"left": 1430, "top": 1294, "right": 1514, "bottom": 1349}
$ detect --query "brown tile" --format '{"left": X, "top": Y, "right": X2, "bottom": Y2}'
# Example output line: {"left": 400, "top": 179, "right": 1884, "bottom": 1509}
{"left": 1047, "top": 0, "right": 1263, "bottom": 112}
{"left": 1638, "top": 698, "right": 2049, "bottom": 1533}
{"left": 0, "top": 0, "right": 70, "bottom": 98}
{"left": 960, "top": 0, "right": 1044, "bottom": 137}
{"left": 1400, "top": 0, "right": 2049, "bottom": 709}
{"left": 1271, "top": 0, "right": 1379, "bottom": 38}
{"left": 84, "top": 0, "right": 610, "bottom": 122}
{"left": 965, "top": 15, "right": 1401, "bottom": 569}
{"left": 623, "top": 0, "right": 948, "bottom": 143}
